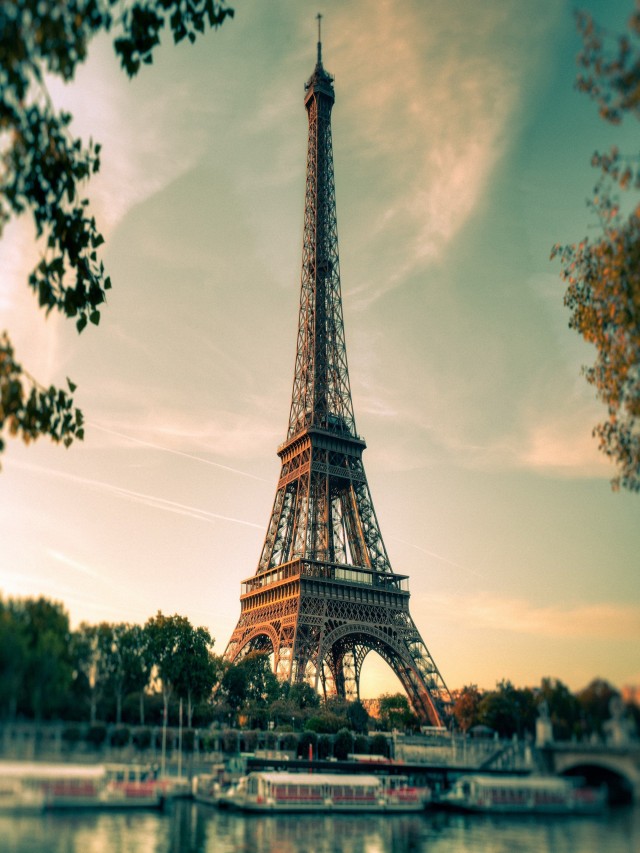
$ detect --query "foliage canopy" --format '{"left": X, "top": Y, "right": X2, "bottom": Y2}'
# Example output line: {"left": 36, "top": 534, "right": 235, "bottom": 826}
{"left": 553, "top": 5, "right": 640, "bottom": 491}
{"left": 0, "top": 0, "right": 233, "bottom": 460}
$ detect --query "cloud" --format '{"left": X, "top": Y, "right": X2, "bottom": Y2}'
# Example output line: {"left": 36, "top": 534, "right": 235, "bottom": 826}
{"left": 47, "top": 550, "right": 105, "bottom": 581}
{"left": 45, "top": 37, "right": 209, "bottom": 235}
{"left": 388, "top": 536, "right": 484, "bottom": 579}
{"left": 328, "top": 0, "right": 561, "bottom": 301}
{"left": 423, "top": 591, "right": 640, "bottom": 641}
{"left": 517, "top": 411, "right": 613, "bottom": 478}
{"left": 358, "top": 359, "right": 614, "bottom": 480}
{"left": 88, "top": 422, "right": 270, "bottom": 480}
{"left": 6, "top": 459, "right": 265, "bottom": 529}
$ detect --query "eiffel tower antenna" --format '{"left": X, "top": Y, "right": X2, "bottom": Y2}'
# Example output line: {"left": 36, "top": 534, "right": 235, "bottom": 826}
{"left": 317, "top": 13, "right": 322, "bottom": 64}
{"left": 224, "top": 25, "right": 452, "bottom": 727}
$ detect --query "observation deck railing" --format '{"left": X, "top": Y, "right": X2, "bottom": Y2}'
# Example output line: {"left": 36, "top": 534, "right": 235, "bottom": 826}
{"left": 241, "top": 559, "right": 408, "bottom": 596}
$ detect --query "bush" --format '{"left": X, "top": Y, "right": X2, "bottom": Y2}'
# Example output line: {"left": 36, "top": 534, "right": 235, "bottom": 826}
{"left": 132, "top": 728, "right": 152, "bottom": 750}
{"left": 263, "top": 731, "right": 278, "bottom": 749}
{"left": 317, "top": 734, "right": 332, "bottom": 760}
{"left": 201, "top": 733, "right": 219, "bottom": 753}
{"left": 86, "top": 724, "right": 107, "bottom": 747}
{"left": 370, "top": 734, "right": 388, "bottom": 758}
{"left": 62, "top": 726, "right": 82, "bottom": 744}
{"left": 240, "top": 731, "right": 258, "bottom": 752}
{"left": 297, "top": 731, "right": 317, "bottom": 758}
{"left": 110, "top": 727, "right": 130, "bottom": 748}
{"left": 281, "top": 733, "right": 298, "bottom": 752}
{"left": 222, "top": 730, "right": 239, "bottom": 753}
{"left": 354, "top": 734, "right": 369, "bottom": 754}
{"left": 333, "top": 728, "right": 353, "bottom": 761}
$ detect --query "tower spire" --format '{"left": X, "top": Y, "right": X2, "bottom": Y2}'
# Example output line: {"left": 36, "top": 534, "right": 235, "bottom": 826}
{"left": 317, "top": 12, "right": 322, "bottom": 65}
{"left": 223, "top": 32, "right": 452, "bottom": 728}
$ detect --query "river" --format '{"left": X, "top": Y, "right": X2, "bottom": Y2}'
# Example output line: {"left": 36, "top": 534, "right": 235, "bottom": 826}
{"left": 2, "top": 801, "right": 639, "bottom": 853}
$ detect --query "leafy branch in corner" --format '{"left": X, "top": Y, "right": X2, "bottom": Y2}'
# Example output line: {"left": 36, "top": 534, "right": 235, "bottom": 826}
{"left": 552, "top": 4, "right": 640, "bottom": 492}
{"left": 0, "top": 1, "right": 234, "bottom": 463}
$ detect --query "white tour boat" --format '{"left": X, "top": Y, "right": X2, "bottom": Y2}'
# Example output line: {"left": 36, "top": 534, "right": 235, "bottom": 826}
{"left": 218, "top": 771, "right": 428, "bottom": 813}
{"left": 441, "top": 774, "right": 606, "bottom": 815}
{"left": 192, "top": 773, "right": 223, "bottom": 806}
{"left": 0, "top": 777, "right": 46, "bottom": 813}
{"left": 0, "top": 761, "right": 165, "bottom": 809}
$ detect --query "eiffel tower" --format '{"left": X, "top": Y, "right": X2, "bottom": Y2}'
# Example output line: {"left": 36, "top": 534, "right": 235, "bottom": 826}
{"left": 224, "top": 21, "right": 452, "bottom": 727}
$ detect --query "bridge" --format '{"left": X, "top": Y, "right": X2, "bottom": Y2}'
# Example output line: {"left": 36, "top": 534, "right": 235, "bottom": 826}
{"left": 537, "top": 741, "right": 640, "bottom": 804}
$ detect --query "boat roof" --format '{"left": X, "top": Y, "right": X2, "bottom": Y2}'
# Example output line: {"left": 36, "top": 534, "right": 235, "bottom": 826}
{"left": 0, "top": 761, "right": 106, "bottom": 779}
{"left": 249, "top": 771, "right": 381, "bottom": 786}
{"left": 461, "top": 775, "right": 570, "bottom": 789}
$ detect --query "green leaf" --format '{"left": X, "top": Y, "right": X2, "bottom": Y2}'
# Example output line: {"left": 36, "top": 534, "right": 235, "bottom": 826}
{"left": 66, "top": 377, "right": 77, "bottom": 393}
{"left": 89, "top": 310, "right": 100, "bottom": 326}
{"left": 76, "top": 316, "right": 88, "bottom": 333}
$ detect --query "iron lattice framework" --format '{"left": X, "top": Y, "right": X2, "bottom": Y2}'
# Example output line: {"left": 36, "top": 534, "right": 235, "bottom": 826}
{"left": 224, "top": 32, "right": 452, "bottom": 727}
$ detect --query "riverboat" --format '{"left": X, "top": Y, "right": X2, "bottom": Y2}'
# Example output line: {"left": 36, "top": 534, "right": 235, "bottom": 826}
{"left": 0, "top": 778, "right": 46, "bottom": 813}
{"left": 192, "top": 773, "right": 222, "bottom": 806}
{"left": 218, "top": 771, "right": 429, "bottom": 813}
{"left": 98, "top": 764, "right": 166, "bottom": 809}
{"left": 0, "top": 761, "right": 165, "bottom": 810}
{"left": 441, "top": 774, "right": 606, "bottom": 815}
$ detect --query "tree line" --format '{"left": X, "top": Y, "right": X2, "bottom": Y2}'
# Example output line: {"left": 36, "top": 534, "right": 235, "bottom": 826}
{"left": 452, "top": 678, "right": 639, "bottom": 741}
{"left": 1, "top": 595, "right": 637, "bottom": 743}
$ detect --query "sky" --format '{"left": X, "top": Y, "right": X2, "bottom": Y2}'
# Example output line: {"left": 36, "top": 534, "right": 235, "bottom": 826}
{"left": 1, "top": 0, "right": 639, "bottom": 699}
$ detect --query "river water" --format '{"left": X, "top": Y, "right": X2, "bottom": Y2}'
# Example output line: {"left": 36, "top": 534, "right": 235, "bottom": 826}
{"left": 2, "top": 801, "right": 639, "bottom": 853}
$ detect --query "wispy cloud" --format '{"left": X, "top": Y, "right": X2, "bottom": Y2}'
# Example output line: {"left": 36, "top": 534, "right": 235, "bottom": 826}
{"left": 47, "top": 549, "right": 105, "bottom": 581}
{"left": 89, "top": 422, "right": 269, "bottom": 481}
{"left": 517, "top": 410, "right": 613, "bottom": 478}
{"left": 6, "top": 459, "right": 264, "bottom": 530}
{"left": 388, "top": 536, "right": 484, "bottom": 579}
{"left": 328, "top": 0, "right": 561, "bottom": 301}
{"left": 424, "top": 591, "right": 640, "bottom": 641}
{"left": 45, "top": 38, "right": 209, "bottom": 235}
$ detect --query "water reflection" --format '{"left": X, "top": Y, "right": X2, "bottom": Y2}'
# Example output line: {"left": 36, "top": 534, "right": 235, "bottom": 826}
{"left": 212, "top": 812, "right": 425, "bottom": 853}
{"left": 1, "top": 800, "right": 639, "bottom": 853}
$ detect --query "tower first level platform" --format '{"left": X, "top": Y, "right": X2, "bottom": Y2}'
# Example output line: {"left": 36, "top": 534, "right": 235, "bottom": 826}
{"left": 225, "top": 556, "right": 449, "bottom": 729}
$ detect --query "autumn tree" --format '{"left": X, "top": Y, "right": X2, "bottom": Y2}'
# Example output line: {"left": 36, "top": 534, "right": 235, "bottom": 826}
{"left": 452, "top": 684, "right": 483, "bottom": 733}
{"left": 0, "top": 0, "right": 233, "bottom": 461}
{"left": 552, "top": 4, "right": 640, "bottom": 491}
